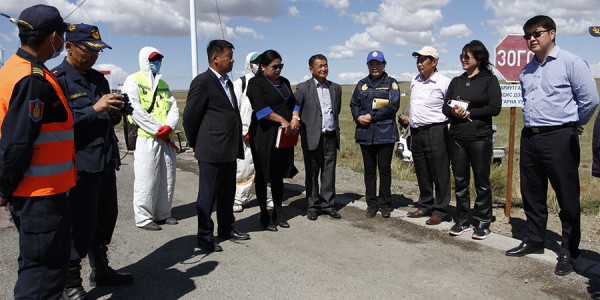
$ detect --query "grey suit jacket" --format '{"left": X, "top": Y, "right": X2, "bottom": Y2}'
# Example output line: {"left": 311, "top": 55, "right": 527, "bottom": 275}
{"left": 295, "top": 78, "right": 342, "bottom": 151}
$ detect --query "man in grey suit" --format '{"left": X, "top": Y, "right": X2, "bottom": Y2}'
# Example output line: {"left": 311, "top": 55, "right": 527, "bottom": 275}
{"left": 183, "top": 40, "right": 250, "bottom": 253}
{"left": 295, "top": 54, "right": 342, "bottom": 220}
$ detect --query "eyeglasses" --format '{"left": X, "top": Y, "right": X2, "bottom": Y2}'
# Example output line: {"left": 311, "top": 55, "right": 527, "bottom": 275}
{"left": 416, "top": 56, "right": 432, "bottom": 64}
{"left": 73, "top": 43, "right": 102, "bottom": 55}
{"left": 523, "top": 30, "right": 549, "bottom": 40}
{"left": 269, "top": 63, "right": 284, "bottom": 70}
{"left": 459, "top": 54, "right": 473, "bottom": 61}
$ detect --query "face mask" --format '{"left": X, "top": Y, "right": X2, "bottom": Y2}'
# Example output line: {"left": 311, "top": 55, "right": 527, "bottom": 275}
{"left": 251, "top": 63, "right": 259, "bottom": 74}
{"left": 149, "top": 60, "right": 161, "bottom": 74}
{"left": 50, "top": 34, "right": 64, "bottom": 60}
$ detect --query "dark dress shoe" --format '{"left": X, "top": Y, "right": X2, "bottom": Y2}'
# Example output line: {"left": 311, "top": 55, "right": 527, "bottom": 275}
{"left": 197, "top": 240, "right": 223, "bottom": 253}
{"left": 366, "top": 206, "right": 378, "bottom": 218}
{"left": 157, "top": 217, "right": 178, "bottom": 225}
{"left": 260, "top": 213, "right": 278, "bottom": 231}
{"left": 219, "top": 228, "right": 251, "bottom": 240}
{"left": 407, "top": 209, "right": 428, "bottom": 218}
{"left": 277, "top": 221, "right": 290, "bottom": 228}
{"left": 307, "top": 210, "right": 318, "bottom": 221}
{"left": 139, "top": 221, "right": 161, "bottom": 231}
{"left": 554, "top": 253, "right": 574, "bottom": 276}
{"left": 505, "top": 242, "right": 544, "bottom": 257}
{"left": 323, "top": 208, "right": 341, "bottom": 218}
{"left": 425, "top": 214, "right": 443, "bottom": 225}
{"left": 380, "top": 208, "right": 392, "bottom": 218}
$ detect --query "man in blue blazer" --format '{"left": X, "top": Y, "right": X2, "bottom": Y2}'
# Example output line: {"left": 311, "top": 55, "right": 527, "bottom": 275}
{"left": 295, "top": 54, "right": 342, "bottom": 221}
{"left": 183, "top": 40, "right": 250, "bottom": 253}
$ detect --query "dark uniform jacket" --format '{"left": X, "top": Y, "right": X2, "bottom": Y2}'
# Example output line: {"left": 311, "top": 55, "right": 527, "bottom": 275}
{"left": 183, "top": 68, "right": 244, "bottom": 163}
{"left": 593, "top": 113, "right": 600, "bottom": 178}
{"left": 52, "top": 59, "right": 121, "bottom": 173}
{"left": 0, "top": 49, "right": 69, "bottom": 197}
{"left": 350, "top": 72, "right": 400, "bottom": 145}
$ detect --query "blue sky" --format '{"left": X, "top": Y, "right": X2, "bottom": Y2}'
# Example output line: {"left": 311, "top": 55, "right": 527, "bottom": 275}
{"left": 1, "top": 0, "right": 600, "bottom": 91}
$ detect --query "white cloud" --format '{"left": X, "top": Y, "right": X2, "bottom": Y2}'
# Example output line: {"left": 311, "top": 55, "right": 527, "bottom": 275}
{"left": 288, "top": 6, "right": 300, "bottom": 17}
{"left": 322, "top": 0, "right": 349, "bottom": 11}
{"left": 313, "top": 25, "right": 328, "bottom": 32}
{"left": 483, "top": 0, "right": 600, "bottom": 36}
{"left": 337, "top": 71, "right": 365, "bottom": 83}
{"left": 235, "top": 26, "right": 265, "bottom": 40}
{"left": 440, "top": 24, "right": 472, "bottom": 38}
{"left": 96, "top": 63, "right": 129, "bottom": 87}
{"left": 328, "top": 32, "right": 380, "bottom": 60}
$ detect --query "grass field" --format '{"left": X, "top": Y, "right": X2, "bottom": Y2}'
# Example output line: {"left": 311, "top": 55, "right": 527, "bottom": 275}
{"left": 172, "top": 82, "right": 600, "bottom": 214}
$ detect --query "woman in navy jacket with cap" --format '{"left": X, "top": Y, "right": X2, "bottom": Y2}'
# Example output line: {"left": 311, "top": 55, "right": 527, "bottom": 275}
{"left": 350, "top": 50, "right": 400, "bottom": 219}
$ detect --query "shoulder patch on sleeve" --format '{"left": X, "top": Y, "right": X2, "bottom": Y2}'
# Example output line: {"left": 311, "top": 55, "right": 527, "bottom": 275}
{"left": 29, "top": 99, "right": 44, "bottom": 122}
{"left": 392, "top": 82, "right": 399, "bottom": 90}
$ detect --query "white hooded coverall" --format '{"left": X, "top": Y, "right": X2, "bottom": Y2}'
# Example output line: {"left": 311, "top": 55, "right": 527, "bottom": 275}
{"left": 122, "top": 46, "right": 179, "bottom": 227}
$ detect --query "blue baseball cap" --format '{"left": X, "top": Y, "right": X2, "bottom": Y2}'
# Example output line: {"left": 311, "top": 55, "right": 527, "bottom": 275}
{"left": 66, "top": 23, "right": 112, "bottom": 50}
{"left": 367, "top": 50, "right": 385, "bottom": 63}
{"left": 17, "top": 4, "right": 66, "bottom": 35}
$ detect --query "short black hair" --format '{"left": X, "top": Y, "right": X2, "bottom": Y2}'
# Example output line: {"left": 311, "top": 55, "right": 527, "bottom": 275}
{"left": 523, "top": 15, "right": 556, "bottom": 42}
{"left": 206, "top": 39, "right": 234, "bottom": 62}
{"left": 18, "top": 24, "right": 59, "bottom": 47}
{"left": 308, "top": 54, "right": 327, "bottom": 67}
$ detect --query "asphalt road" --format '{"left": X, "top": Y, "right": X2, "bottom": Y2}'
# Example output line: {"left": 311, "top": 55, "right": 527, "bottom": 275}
{"left": 0, "top": 149, "right": 597, "bottom": 299}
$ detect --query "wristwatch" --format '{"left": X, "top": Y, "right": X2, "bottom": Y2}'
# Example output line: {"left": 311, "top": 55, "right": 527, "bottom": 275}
{"left": 292, "top": 116, "right": 301, "bottom": 121}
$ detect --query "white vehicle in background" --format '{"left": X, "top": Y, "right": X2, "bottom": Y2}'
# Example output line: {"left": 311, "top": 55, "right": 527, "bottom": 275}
{"left": 395, "top": 124, "right": 505, "bottom": 165}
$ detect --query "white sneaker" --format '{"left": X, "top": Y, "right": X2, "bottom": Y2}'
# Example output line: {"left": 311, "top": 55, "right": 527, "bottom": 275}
{"left": 266, "top": 199, "right": 274, "bottom": 208}
{"left": 233, "top": 204, "right": 244, "bottom": 213}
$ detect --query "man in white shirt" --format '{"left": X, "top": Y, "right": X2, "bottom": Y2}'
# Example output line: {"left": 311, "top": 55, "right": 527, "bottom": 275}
{"left": 402, "top": 46, "right": 452, "bottom": 226}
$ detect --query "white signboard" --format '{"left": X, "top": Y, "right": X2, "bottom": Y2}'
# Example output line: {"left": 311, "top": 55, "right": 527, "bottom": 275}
{"left": 500, "top": 84, "right": 523, "bottom": 107}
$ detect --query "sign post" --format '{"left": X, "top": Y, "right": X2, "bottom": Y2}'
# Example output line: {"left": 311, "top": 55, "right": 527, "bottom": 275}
{"left": 495, "top": 34, "right": 532, "bottom": 217}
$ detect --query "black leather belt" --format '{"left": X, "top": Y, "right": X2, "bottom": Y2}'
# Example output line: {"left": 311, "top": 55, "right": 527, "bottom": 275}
{"left": 411, "top": 122, "right": 447, "bottom": 134}
{"left": 321, "top": 131, "right": 336, "bottom": 137}
{"left": 525, "top": 122, "right": 576, "bottom": 134}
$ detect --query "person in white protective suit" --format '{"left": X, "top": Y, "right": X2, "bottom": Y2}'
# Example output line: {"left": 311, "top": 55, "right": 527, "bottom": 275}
{"left": 122, "top": 46, "right": 180, "bottom": 230}
{"left": 232, "top": 51, "right": 272, "bottom": 212}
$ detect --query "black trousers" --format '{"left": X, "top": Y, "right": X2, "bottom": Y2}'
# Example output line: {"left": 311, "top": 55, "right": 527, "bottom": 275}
{"left": 520, "top": 126, "right": 581, "bottom": 257}
{"left": 196, "top": 161, "right": 236, "bottom": 244}
{"left": 360, "top": 143, "right": 394, "bottom": 209}
{"left": 68, "top": 167, "right": 118, "bottom": 259}
{"left": 411, "top": 124, "right": 451, "bottom": 218}
{"left": 9, "top": 193, "right": 71, "bottom": 300}
{"left": 449, "top": 136, "right": 493, "bottom": 229}
{"left": 302, "top": 132, "right": 337, "bottom": 211}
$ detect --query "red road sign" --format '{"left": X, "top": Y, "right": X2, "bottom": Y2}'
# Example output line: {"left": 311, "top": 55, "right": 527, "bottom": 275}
{"left": 495, "top": 34, "right": 534, "bottom": 83}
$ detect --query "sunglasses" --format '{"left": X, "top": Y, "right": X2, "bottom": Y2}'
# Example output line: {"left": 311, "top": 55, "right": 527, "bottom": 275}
{"left": 523, "top": 30, "right": 549, "bottom": 40}
{"left": 269, "top": 63, "right": 284, "bottom": 70}
{"left": 415, "top": 56, "right": 433, "bottom": 64}
{"left": 459, "top": 54, "right": 473, "bottom": 61}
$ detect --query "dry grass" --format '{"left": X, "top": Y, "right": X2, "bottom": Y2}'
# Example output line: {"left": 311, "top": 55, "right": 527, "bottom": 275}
{"left": 171, "top": 82, "right": 600, "bottom": 214}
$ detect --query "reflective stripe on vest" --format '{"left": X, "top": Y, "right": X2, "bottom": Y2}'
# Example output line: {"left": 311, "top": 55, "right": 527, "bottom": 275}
{"left": 130, "top": 71, "right": 173, "bottom": 139}
{"left": 0, "top": 54, "right": 76, "bottom": 197}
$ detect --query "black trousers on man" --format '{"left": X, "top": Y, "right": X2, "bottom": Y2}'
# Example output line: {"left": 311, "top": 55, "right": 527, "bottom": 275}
{"left": 9, "top": 194, "right": 71, "bottom": 300}
{"left": 303, "top": 132, "right": 337, "bottom": 212}
{"left": 360, "top": 143, "right": 394, "bottom": 210}
{"left": 196, "top": 161, "right": 236, "bottom": 246}
{"left": 68, "top": 167, "right": 118, "bottom": 259}
{"left": 520, "top": 126, "right": 581, "bottom": 257}
{"left": 449, "top": 136, "right": 493, "bottom": 229}
{"left": 411, "top": 123, "right": 451, "bottom": 219}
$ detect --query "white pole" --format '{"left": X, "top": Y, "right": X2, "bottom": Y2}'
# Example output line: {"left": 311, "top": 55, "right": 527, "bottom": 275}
{"left": 190, "top": 0, "right": 198, "bottom": 78}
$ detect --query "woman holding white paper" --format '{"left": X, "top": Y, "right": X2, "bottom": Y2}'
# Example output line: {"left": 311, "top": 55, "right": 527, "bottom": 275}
{"left": 350, "top": 50, "right": 401, "bottom": 218}
{"left": 442, "top": 40, "right": 502, "bottom": 240}
{"left": 246, "top": 49, "right": 299, "bottom": 231}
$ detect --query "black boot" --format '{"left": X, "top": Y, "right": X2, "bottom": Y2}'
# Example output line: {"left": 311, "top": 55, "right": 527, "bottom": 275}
{"left": 62, "top": 259, "right": 87, "bottom": 300}
{"left": 88, "top": 244, "right": 133, "bottom": 287}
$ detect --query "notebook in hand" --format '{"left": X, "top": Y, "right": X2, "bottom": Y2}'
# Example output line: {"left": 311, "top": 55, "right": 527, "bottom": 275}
{"left": 372, "top": 98, "right": 389, "bottom": 109}
{"left": 276, "top": 126, "right": 299, "bottom": 148}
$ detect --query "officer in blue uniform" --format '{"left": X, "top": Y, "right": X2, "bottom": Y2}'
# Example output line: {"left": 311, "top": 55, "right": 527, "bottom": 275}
{"left": 350, "top": 50, "right": 400, "bottom": 218}
{"left": 52, "top": 23, "right": 133, "bottom": 299}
